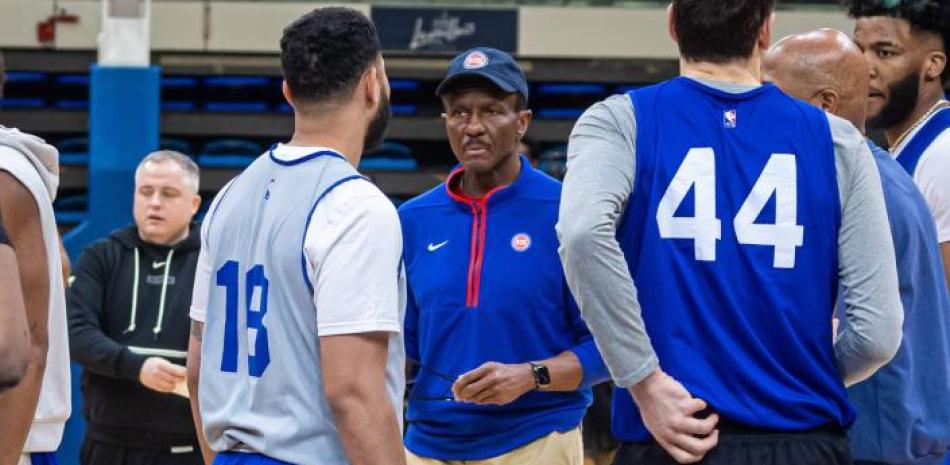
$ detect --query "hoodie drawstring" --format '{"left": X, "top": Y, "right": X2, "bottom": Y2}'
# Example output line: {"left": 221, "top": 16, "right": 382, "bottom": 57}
{"left": 124, "top": 247, "right": 141, "bottom": 333}
{"left": 153, "top": 249, "right": 175, "bottom": 339}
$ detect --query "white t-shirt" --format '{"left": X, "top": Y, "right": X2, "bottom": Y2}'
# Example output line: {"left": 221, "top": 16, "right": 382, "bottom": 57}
{"left": 893, "top": 112, "right": 950, "bottom": 243}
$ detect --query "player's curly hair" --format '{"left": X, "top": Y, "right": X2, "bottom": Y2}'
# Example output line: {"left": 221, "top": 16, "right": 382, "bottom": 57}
{"left": 672, "top": 0, "right": 776, "bottom": 64}
{"left": 847, "top": 0, "right": 950, "bottom": 83}
{"left": 280, "top": 7, "right": 381, "bottom": 106}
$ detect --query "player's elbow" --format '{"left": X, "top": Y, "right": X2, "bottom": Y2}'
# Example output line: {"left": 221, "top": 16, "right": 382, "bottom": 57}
{"left": 867, "top": 308, "right": 903, "bottom": 368}
{"left": 556, "top": 218, "right": 600, "bottom": 262}
{"left": 324, "top": 377, "right": 383, "bottom": 421}
{"left": 0, "top": 343, "right": 29, "bottom": 391}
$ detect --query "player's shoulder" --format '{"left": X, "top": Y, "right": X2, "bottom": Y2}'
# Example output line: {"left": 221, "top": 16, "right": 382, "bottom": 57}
{"left": 914, "top": 126, "right": 950, "bottom": 179}
{"left": 320, "top": 176, "right": 396, "bottom": 219}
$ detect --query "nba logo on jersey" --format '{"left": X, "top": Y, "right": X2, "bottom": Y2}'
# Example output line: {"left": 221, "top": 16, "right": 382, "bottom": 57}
{"left": 724, "top": 109, "right": 737, "bottom": 128}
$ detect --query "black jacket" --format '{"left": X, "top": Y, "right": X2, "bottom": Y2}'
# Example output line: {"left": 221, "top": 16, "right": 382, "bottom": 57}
{"left": 67, "top": 223, "right": 200, "bottom": 450}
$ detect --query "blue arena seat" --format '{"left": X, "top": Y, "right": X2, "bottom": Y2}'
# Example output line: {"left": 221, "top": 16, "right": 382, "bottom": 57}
{"left": 202, "top": 76, "right": 271, "bottom": 113}
{"left": 56, "top": 137, "right": 89, "bottom": 166}
{"left": 389, "top": 79, "right": 423, "bottom": 116}
{"left": 159, "top": 137, "right": 194, "bottom": 156}
{"left": 1, "top": 72, "right": 48, "bottom": 108}
{"left": 534, "top": 83, "right": 607, "bottom": 120}
{"left": 197, "top": 139, "right": 263, "bottom": 169}
{"left": 360, "top": 141, "right": 418, "bottom": 171}
{"left": 54, "top": 74, "right": 90, "bottom": 110}
{"left": 53, "top": 195, "right": 88, "bottom": 225}
{"left": 161, "top": 77, "right": 199, "bottom": 111}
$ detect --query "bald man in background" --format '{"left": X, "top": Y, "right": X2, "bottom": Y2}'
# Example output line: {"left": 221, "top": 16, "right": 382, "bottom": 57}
{"left": 764, "top": 29, "right": 950, "bottom": 465}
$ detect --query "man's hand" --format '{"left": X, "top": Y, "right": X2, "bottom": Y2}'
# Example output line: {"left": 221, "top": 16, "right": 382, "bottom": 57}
{"left": 629, "top": 369, "right": 719, "bottom": 464}
{"left": 139, "top": 357, "right": 186, "bottom": 393}
{"left": 452, "top": 362, "right": 535, "bottom": 406}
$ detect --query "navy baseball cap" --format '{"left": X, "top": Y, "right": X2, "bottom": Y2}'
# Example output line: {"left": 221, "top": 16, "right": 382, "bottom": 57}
{"left": 436, "top": 47, "right": 529, "bottom": 103}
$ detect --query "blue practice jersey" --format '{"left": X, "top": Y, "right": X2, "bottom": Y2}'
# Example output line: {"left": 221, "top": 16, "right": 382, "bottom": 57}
{"left": 197, "top": 149, "right": 367, "bottom": 465}
{"left": 614, "top": 77, "right": 853, "bottom": 442}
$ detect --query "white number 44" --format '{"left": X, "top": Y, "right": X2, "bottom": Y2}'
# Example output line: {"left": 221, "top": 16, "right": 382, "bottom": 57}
{"left": 656, "top": 148, "right": 804, "bottom": 268}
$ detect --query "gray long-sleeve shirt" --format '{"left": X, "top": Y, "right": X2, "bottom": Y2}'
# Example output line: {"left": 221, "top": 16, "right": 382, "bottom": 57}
{"left": 556, "top": 82, "right": 903, "bottom": 389}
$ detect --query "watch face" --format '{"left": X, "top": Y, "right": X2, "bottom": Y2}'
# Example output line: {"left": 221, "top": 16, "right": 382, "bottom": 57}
{"left": 534, "top": 363, "right": 551, "bottom": 386}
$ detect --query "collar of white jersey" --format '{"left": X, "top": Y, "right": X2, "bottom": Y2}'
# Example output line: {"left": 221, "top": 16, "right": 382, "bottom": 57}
{"left": 268, "top": 143, "right": 346, "bottom": 166}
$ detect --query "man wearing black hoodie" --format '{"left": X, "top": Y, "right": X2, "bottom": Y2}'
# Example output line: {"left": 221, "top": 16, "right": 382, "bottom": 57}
{"left": 68, "top": 150, "right": 202, "bottom": 465}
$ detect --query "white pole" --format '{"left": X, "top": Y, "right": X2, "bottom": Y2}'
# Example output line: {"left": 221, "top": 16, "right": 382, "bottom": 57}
{"left": 98, "top": 0, "right": 152, "bottom": 66}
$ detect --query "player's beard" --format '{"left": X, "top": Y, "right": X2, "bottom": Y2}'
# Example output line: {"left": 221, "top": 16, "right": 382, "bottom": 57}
{"left": 363, "top": 94, "right": 391, "bottom": 152}
{"left": 867, "top": 70, "right": 919, "bottom": 131}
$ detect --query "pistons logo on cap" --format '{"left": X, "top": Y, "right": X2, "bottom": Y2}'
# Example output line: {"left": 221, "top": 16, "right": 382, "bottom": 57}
{"left": 511, "top": 233, "right": 531, "bottom": 252}
{"left": 463, "top": 51, "right": 489, "bottom": 69}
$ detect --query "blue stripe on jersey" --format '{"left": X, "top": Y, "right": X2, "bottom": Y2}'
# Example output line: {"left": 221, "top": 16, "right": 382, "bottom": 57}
{"left": 30, "top": 453, "right": 58, "bottom": 465}
{"left": 212, "top": 452, "right": 293, "bottom": 465}
{"left": 613, "top": 77, "right": 850, "bottom": 442}
{"left": 299, "top": 174, "right": 366, "bottom": 294}
{"left": 268, "top": 146, "right": 346, "bottom": 166}
{"left": 896, "top": 108, "right": 950, "bottom": 175}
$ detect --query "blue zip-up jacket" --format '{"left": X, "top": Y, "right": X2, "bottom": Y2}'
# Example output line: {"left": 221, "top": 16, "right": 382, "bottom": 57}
{"left": 399, "top": 156, "right": 609, "bottom": 460}
{"left": 840, "top": 142, "right": 950, "bottom": 465}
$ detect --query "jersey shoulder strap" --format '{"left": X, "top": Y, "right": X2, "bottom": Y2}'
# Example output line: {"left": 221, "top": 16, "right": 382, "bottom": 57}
{"left": 897, "top": 107, "right": 950, "bottom": 174}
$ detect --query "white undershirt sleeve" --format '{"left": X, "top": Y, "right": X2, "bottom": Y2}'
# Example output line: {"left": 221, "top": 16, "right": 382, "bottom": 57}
{"left": 304, "top": 180, "right": 403, "bottom": 336}
{"left": 913, "top": 129, "right": 950, "bottom": 243}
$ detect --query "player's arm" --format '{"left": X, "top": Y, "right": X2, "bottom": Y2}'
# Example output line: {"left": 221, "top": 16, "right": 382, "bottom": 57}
{"left": 942, "top": 243, "right": 950, "bottom": 294}
{"left": 59, "top": 236, "right": 70, "bottom": 287}
{"left": 187, "top": 320, "right": 214, "bottom": 465}
{"left": 321, "top": 332, "right": 404, "bottom": 465}
{"left": 0, "top": 222, "right": 30, "bottom": 391}
{"left": 0, "top": 171, "right": 51, "bottom": 465}
{"left": 309, "top": 185, "right": 406, "bottom": 465}
{"left": 187, "top": 222, "right": 215, "bottom": 465}
{"left": 557, "top": 96, "right": 718, "bottom": 464}
{"left": 831, "top": 117, "right": 902, "bottom": 386}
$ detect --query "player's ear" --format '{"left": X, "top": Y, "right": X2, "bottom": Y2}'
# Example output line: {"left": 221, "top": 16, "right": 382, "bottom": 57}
{"left": 362, "top": 65, "right": 381, "bottom": 109}
{"left": 814, "top": 88, "right": 839, "bottom": 114}
{"left": 922, "top": 49, "right": 946, "bottom": 82}
{"left": 667, "top": 3, "right": 679, "bottom": 45}
{"left": 281, "top": 80, "right": 295, "bottom": 111}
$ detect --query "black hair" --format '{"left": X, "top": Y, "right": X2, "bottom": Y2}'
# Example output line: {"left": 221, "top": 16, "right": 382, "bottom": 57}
{"left": 848, "top": 0, "right": 950, "bottom": 83}
{"left": 672, "top": 0, "right": 776, "bottom": 64}
{"left": 280, "top": 7, "right": 381, "bottom": 106}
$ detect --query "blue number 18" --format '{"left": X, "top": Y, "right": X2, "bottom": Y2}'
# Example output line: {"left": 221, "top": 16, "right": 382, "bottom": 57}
{"left": 216, "top": 260, "right": 271, "bottom": 377}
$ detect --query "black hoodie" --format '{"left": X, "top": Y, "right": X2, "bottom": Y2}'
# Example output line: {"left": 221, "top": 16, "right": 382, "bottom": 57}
{"left": 67, "top": 223, "right": 200, "bottom": 450}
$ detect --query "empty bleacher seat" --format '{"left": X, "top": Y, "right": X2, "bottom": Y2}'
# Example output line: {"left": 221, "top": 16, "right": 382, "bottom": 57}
{"left": 57, "top": 137, "right": 89, "bottom": 166}
{"left": 54, "top": 74, "right": 90, "bottom": 110}
{"left": 1, "top": 72, "right": 48, "bottom": 108}
{"left": 159, "top": 137, "right": 194, "bottom": 156}
{"left": 53, "top": 195, "right": 88, "bottom": 225}
{"left": 197, "top": 139, "right": 263, "bottom": 169}
{"left": 202, "top": 76, "right": 271, "bottom": 113}
{"left": 360, "top": 141, "right": 418, "bottom": 171}
{"left": 533, "top": 83, "right": 607, "bottom": 120}
{"left": 162, "top": 77, "right": 199, "bottom": 111}
{"left": 389, "top": 79, "right": 422, "bottom": 116}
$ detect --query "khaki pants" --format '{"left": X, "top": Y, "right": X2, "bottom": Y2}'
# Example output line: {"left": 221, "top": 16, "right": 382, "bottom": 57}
{"left": 406, "top": 427, "right": 583, "bottom": 465}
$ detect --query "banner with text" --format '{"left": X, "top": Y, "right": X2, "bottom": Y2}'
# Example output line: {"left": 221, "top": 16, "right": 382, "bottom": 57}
{"left": 372, "top": 7, "right": 518, "bottom": 54}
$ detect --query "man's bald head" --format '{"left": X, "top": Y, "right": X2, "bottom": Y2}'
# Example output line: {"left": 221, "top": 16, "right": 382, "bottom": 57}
{"left": 763, "top": 29, "right": 870, "bottom": 131}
